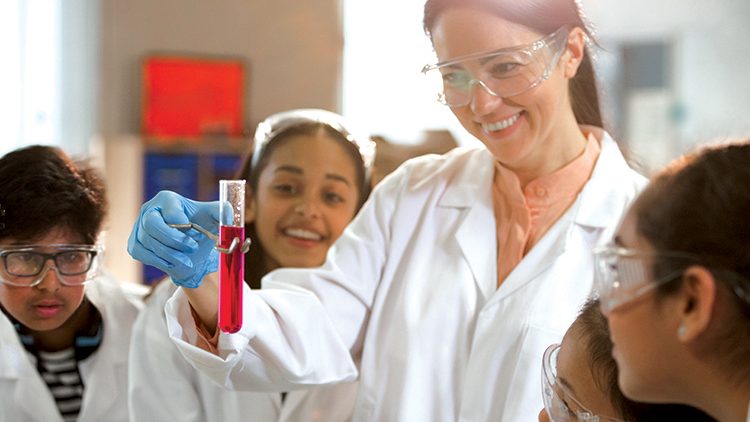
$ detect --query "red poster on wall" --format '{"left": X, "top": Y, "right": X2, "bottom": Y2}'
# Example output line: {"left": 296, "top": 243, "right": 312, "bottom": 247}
{"left": 142, "top": 55, "right": 245, "bottom": 139}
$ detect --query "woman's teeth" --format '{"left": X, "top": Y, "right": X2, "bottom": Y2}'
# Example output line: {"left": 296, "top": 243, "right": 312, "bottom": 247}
{"left": 285, "top": 228, "right": 322, "bottom": 241}
{"left": 482, "top": 113, "right": 520, "bottom": 132}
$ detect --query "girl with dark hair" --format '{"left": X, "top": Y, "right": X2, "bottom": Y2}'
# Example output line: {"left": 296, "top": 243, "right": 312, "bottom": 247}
{"left": 540, "top": 298, "right": 714, "bottom": 421}
{"left": 128, "top": 109, "right": 372, "bottom": 422}
{"left": 594, "top": 140, "right": 750, "bottom": 422}
{"left": 129, "top": 1, "right": 644, "bottom": 420}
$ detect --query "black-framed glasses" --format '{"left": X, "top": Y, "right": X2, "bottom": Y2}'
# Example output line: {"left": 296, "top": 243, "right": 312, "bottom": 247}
{"left": 0, "top": 244, "right": 100, "bottom": 287}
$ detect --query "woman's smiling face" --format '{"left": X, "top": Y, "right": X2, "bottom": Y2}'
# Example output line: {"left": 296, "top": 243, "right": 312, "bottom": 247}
{"left": 250, "top": 131, "right": 360, "bottom": 271}
{"left": 429, "top": 7, "right": 582, "bottom": 177}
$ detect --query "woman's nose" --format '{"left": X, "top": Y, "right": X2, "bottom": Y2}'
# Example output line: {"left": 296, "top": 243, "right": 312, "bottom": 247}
{"left": 469, "top": 80, "right": 503, "bottom": 116}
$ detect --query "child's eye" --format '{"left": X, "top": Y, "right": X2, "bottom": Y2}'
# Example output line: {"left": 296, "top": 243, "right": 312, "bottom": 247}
{"left": 324, "top": 192, "right": 344, "bottom": 204}
{"left": 273, "top": 184, "right": 296, "bottom": 195}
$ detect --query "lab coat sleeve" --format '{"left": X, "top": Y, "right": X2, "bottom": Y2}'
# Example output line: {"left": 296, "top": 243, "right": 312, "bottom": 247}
{"left": 129, "top": 283, "right": 206, "bottom": 422}
{"left": 165, "top": 169, "right": 404, "bottom": 392}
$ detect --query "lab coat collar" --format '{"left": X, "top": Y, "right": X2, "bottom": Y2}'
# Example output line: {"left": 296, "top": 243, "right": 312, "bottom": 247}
{"left": 574, "top": 128, "right": 644, "bottom": 229}
{"left": 438, "top": 147, "right": 495, "bottom": 208}
{"left": 439, "top": 147, "right": 498, "bottom": 302}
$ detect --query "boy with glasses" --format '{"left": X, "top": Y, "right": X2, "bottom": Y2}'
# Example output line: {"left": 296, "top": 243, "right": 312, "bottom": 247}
{"left": 0, "top": 145, "right": 144, "bottom": 422}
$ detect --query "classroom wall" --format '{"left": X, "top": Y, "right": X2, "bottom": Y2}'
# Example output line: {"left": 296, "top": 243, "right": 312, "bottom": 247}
{"left": 97, "top": 0, "right": 343, "bottom": 283}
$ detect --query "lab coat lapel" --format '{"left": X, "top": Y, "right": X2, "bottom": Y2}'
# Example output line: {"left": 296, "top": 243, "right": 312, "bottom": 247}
{"left": 13, "top": 370, "right": 62, "bottom": 422}
{"left": 494, "top": 131, "right": 644, "bottom": 302}
{"left": 440, "top": 149, "right": 497, "bottom": 302}
{"left": 0, "top": 317, "right": 61, "bottom": 422}
{"left": 495, "top": 210, "right": 573, "bottom": 301}
{"left": 78, "top": 283, "right": 127, "bottom": 422}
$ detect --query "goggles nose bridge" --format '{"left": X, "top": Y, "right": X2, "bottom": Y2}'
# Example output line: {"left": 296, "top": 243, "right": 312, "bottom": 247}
{"left": 463, "top": 78, "right": 503, "bottom": 108}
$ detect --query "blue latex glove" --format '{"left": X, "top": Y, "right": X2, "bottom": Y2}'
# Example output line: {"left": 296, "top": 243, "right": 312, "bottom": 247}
{"left": 128, "top": 191, "right": 221, "bottom": 288}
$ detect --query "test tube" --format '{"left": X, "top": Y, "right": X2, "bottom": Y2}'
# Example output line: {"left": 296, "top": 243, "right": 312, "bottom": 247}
{"left": 218, "top": 180, "right": 245, "bottom": 333}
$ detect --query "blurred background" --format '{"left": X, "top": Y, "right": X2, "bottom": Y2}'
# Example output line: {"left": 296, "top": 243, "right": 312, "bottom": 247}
{"left": 2, "top": 0, "right": 748, "bottom": 284}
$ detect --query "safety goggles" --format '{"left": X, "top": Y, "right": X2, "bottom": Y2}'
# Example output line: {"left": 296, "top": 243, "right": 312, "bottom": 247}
{"left": 592, "top": 245, "right": 698, "bottom": 314}
{"left": 542, "top": 344, "right": 623, "bottom": 422}
{"left": 421, "top": 26, "right": 570, "bottom": 107}
{"left": 0, "top": 244, "right": 100, "bottom": 287}
{"left": 252, "top": 108, "right": 376, "bottom": 181}
{"left": 593, "top": 245, "right": 750, "bottom": 314}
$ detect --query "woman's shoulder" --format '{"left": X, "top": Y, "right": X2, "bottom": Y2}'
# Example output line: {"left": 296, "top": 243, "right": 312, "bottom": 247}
{"left": 378, "top": 146, "right": 493, "bottom": 192}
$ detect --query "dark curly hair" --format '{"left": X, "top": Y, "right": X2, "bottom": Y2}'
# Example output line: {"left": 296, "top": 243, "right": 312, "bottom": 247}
{"left": 0, "top": 145, "right": 107, "bottom": 244}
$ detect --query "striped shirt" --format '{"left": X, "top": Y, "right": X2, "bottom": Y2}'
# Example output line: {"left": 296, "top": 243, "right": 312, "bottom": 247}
{"left": 6, "top": 300, "right": 103, "bottom": 422}
{"left": 37, "top": 348, "right": 84, "bottom": 422}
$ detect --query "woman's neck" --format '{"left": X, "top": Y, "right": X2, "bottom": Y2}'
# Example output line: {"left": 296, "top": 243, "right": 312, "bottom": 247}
{"left": 510, "top": 112, "right": 589, "bottom": 189}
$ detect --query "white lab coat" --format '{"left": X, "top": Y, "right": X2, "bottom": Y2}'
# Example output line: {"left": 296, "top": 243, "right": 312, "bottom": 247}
{"left": 129, "top": 281, "right": 358, "bottom": 422}
{"left": 0, "top": 273, "right": 144, "bottom": 422}
{"left": 166, "top": 128, "right": 646, "bottom": 421}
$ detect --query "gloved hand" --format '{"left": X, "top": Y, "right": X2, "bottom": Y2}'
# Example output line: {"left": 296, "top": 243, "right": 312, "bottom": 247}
{"left": 128, "top": 191, "right": 221, "bottom": 288}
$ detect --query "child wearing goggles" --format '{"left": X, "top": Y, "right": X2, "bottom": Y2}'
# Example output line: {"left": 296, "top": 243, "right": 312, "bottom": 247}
{"left": 128, "top": 109, "right": 372, "bottom": 422}
{"left": 0, "top": 145, "right": 144, "bottom": 422}
{"left": 539, "top": 298, "right": 713, "bottom": 422}
{"left": 598, "top": 140, "right": 750, "bottom": 422}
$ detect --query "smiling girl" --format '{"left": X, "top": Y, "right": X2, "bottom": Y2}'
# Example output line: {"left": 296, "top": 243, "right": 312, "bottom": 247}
{"left": 128, "top": 109, "right": 373, "bottom": 422}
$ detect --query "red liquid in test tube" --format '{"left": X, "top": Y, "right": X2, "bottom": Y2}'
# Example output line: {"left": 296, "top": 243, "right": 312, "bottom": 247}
{"left": 219, "top": 225, "right": 244, "bottom": 333}
{"left": 218, "top": 180, "right": 246, "bottom": 334}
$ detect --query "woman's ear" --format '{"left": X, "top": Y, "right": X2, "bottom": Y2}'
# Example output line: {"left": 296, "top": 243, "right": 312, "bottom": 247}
{"left": 563, "top": 27, "right": 587, "bottom": 79}
{"left": 675, "top": 266, "right": 717, "bottom": 343}
{"left": 245, "top": 187, "right": 256, "bottom": 225}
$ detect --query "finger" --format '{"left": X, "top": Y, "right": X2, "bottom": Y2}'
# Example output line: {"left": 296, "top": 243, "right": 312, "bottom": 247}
{"left": 141, "top": 209, "right": 198, "bottom": 252}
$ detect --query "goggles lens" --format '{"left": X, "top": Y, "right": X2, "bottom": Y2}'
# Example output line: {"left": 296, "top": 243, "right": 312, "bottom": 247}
{"left": 593, "top": 246, "right": 689, "bottom": 313}
{"left": 0, "top": 245, "right": 99, "bottom": 286}
{"left": 542, "top": 344, "right": 623, "bottom": 422}
{"left": 422, "top": 26, "right": 570, "bottom": 107}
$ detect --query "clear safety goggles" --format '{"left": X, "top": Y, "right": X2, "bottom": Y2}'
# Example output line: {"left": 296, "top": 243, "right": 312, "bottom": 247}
{"left": 252, "top": 108, "right": 376, "bottom": 181}
{"left": 592, "top": 245, "right": 695, "bottom": 314}
{"left": 421, "top": 26, "right": 571, "bottom": 107}
{"left": 593, "top": 245, "right": 750, "bottom": 314}
{"left": 0, "top": 244, "right": 101, "bottom": 287}
{"left": 542, "top": 344, "right": 623, "bottom": 422}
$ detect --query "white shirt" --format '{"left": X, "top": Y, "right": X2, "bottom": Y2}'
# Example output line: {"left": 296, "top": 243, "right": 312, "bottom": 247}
{"left": 166, "top": 129, "right": 646, "bottom": 421}
{"left": 0, "top": 273, "right": 144, "bottom": 422}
